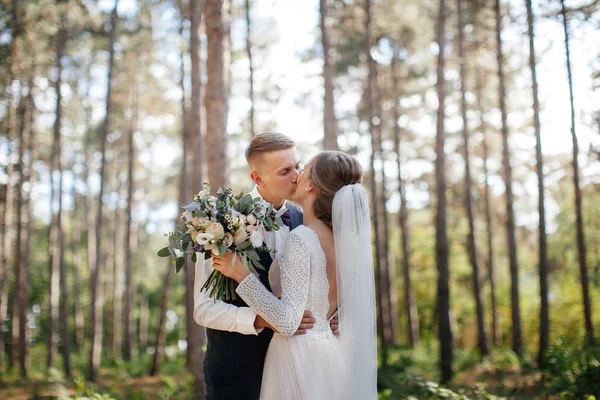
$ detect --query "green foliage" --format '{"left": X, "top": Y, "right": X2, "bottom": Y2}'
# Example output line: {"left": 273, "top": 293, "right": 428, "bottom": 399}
{"left": 544, "top": 340, "right": 600, "bottom": 399}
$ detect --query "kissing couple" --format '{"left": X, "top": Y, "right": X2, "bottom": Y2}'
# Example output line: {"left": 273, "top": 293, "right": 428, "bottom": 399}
{"left": 194, "top": 132, "right": 377, "bottom": 400}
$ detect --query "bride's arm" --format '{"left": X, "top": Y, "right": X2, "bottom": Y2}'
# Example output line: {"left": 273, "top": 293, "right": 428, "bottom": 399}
{"left": 213, "top": 233, "right": 311, "bottom": 337}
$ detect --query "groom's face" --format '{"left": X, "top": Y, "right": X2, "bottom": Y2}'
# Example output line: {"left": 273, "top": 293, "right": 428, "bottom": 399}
{"left": 251, "top": 148, "right": 302, "bottom": 204}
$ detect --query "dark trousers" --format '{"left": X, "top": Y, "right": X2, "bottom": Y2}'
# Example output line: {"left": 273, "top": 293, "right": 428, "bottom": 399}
{"left": 203, "top": 328, "right": 272, "bottom": 400}
{"left": 204, "top": 350, "right": 265, "bottom": 400}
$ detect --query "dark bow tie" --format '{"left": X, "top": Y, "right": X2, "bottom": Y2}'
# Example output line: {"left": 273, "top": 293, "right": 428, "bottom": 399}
{"left": 280, "top": 209, "right": 291, "bottom": 227}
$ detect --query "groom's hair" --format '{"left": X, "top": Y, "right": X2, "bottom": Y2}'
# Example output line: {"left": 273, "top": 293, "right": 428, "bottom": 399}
{"left": 245, "top": 132, "right": 295, "bottom": 166}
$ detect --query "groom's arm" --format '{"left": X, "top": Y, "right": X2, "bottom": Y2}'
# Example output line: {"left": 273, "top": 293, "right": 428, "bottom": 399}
{"left": 193, "top": 255, "right": 261, "bottom": 335}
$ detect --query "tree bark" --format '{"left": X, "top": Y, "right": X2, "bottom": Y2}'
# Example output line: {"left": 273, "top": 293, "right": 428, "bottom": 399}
{"left": 524, "top": 0, "right": 549, "bottom": 367}
{"left": 88, "top": 0, "right": 119, "bottom": 382}
{"left": 320, "top": 0, "right": 338, "bottom": 150}
{"left": 374, "top": 72, "right": 397, "bottom": 346}
{"left": 363, "top": 0, "right": 392, "bottom": 365}
{"left": 1, "top": 0, "right": 21, "bottom": 368}
{"left": 123, "top": 56, "right": 139, "bottom": 362}
{"left": 190, "top": 3, "right": 207, "bottom": 396}
{"left": 47, "top": 14, "right": 68, "bottom": 371}
{"left": 112, "top": 201, "right": 123, "bottom": 360}
{"left": 495, "top": 0, "right": 522, "bottom": 356}
{"left": 205, "top": 0, "right": 228, "bottom": 191}
{"left": 70, "top": 177, "right": 84, "bottom": 350}
{"left": 457, "top": 0, "right": 489, "bottom": 357}
{"left": 13, "top": 84, "right": 28, "bottom": 377}
{"left": 0, "top": 81, "right": 15, "bottom": 369}
{"left": 560, "top": 0, "right": 594, "bottom": 344}
{"left": 20, "top": 79, "right": 35, "bottom": 377}
{"left": 435, "top": 0, "right": 452, "bottom": 383}
{"left": 391, "top": 42, "right": 419, "bottom": 347}
{"left": 150, "top": 258, "right": 176, "bottom": 376}
{"left": 475, "top": 70, "right": 501, "bottom": 347}
{"left": 53, "top": 15, "right": 71, "bottom": 376}
{"left": 245, "top": 0, "right": 255, "bottom": 137}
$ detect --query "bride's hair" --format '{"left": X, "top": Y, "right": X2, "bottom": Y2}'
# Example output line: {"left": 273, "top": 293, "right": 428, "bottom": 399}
{"left": 308, "top": 151, "right": 362, "bottom": 228}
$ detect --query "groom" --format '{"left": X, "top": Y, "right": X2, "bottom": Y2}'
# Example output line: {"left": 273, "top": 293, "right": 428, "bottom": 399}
{"left": 194, "top": 132, "right": 313, "bottom": 399}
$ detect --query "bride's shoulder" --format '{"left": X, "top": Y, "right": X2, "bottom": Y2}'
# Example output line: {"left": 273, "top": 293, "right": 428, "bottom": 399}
{"left": 288, "top": 225, "right": 320, "bottom": 247}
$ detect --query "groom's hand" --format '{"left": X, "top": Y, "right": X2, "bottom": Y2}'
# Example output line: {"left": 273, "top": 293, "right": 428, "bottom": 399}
{"left": 329, "top": 314, "right": 339, "bottom": 337}
{"left": 294, "top": 311, "right": 316, "bottom": 335}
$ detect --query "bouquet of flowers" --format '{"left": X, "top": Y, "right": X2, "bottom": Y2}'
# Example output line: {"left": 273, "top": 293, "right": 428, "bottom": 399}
{"left": 158, "top": 183, "right": 285, "bottom": 300}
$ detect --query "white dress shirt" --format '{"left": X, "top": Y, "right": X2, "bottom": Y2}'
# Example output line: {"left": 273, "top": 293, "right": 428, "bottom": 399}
{"left": 193, "top": 186, "right": 292, "bottom": 335}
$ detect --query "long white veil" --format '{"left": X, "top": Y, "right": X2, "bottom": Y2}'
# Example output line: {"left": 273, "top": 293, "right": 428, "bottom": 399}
{"left": 332, "top": 184, "right": 377, "bottom": 399}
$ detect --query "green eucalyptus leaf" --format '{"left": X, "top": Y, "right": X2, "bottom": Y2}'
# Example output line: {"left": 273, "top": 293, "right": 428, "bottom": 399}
{"left": 157, "top": 247, "right": 171, "bottom": 257}
{"left": 175, "top": 257, "right": 186, "bottom": 273}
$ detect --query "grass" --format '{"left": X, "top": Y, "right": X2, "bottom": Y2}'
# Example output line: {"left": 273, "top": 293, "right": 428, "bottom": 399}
{"left": 2, "top": 341, "right": 598, "bottom": 399}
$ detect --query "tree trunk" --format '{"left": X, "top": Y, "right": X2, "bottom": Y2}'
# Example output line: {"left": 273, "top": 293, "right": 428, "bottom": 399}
{"left": 47, "top": 16, "right": 67, "bottom": 370}
{"left": 71, "top": 179, "right": 84, "bottom": 350}
{"left": 112, "top": 203, "right": 123, "bottom": 360}
{"left": 320, "top": 0, "right": 338, "bottom": 150}
{"left": 0, "top": 83, "right": 15, "bottom": 369}
{"left": 88, "top": 0, "right": 119, "bottom": 382}
{"left": 205, "top": 0, "right": 228, "bottom": 191}
{"left": 123, "top": 58, "right": 139, "bottom": 362}
{"left": 52, "top": 16, "right": 71, "bottom": 376}
{"left": 475, "top": 70, "right": 501, "bottom": 347}
{"left": 495, "top": 0, "right": 522, "bottom": 356}
{"left": 560, "top": 0, "right": 594, "bottom": 344}
{"left": 190, "top": 3, "right": 207, "bottom": 396}
{"left": 190, "top": 1, "right": 204, "bottom": 193}
{"left": 524, "top": 0, "right": 549, "bottom": 367}
{"left": 374, "top": 71, "right": 397, "bottom": 346}
{"left": 13, "top": 84, "right": 28, "bottom": 377}
{"left": 391, "top": 43, "right": 419, "bottom": 347}
{"left": 457, "top": 0, "right": 489, "bottom": 357}
{"left": 363, "top": 0, "right": 391, "bottom": 366}
{"left": 245, "top": 0, "right": 255, "bottom": 137}
{"left": 1, "top": 2, "right": 21, "bottom": 369}
{"left": 435, "top": 0, "right": 452, "bottom": 383}
{"left": 20, "top": 81, "right": 35, "bottom": 376}
{"left": 150, "top": 258, "right": 176, "bottom": 376}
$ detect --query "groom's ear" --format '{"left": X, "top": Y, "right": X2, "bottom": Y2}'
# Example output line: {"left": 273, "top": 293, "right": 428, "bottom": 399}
{"left": 250, "top": 171, "right": 264, "bottom": 187}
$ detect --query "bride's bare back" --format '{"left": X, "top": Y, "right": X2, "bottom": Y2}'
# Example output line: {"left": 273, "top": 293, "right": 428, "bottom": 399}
{"left": 305, "top": 222, "right": 338, "bottom": 320}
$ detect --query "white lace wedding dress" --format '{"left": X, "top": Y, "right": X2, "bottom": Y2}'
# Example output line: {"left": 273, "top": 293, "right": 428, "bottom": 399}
{"left": 236, "top": 225, "right": 349, "bottom": 400}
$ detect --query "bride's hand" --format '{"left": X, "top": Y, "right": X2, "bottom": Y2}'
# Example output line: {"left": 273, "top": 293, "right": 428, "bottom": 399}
{"left": 212, "top": 251, "right": 250, "bottom": 283}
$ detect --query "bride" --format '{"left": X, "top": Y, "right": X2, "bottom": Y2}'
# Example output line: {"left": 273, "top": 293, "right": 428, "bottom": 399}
{"left": 212, "top": 151, "right": 377, "bottom": 400}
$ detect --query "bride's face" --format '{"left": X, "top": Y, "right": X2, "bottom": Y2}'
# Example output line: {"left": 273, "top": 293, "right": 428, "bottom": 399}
{"left": 292, "top": 160, "right": 314, "bottom": 205}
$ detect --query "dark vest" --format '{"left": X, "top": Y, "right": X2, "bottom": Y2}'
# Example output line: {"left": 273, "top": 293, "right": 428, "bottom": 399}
{"left": 203, "top": 203, "right": 303, "bottom": 400}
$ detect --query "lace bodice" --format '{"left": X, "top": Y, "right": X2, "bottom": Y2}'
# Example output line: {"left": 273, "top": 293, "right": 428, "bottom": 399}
{"left": 236, "top": 226, "right": 331, "bottom": 337}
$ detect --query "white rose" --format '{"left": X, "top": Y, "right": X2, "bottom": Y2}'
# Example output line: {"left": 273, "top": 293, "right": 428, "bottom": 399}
{"left": 250, "top": 230, "right": 263, "bottom": 248}
{"left": 246, "top": 225, "right": 257, "bottom": 233}
{"left": 204, "top": 243, "right": 220, "bottom": 255}
{"left": 223, "top": 232, "right": 234, "bottom": 247}
{"left": 233, "top": 229, "right": 248, "bottom": 245}
{"left": 196, "top": 233, "right": 215, "bottom": 246}
{"left": 206, "top": 223, "right": 225, "bottom": 240}
{"left": 246, "top": 214, "right": 257, "bottom": 225}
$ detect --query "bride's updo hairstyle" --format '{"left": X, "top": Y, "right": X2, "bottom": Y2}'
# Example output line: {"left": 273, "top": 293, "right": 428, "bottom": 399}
{"left": 308, "top": 151, "right": 362, "bottom": 228}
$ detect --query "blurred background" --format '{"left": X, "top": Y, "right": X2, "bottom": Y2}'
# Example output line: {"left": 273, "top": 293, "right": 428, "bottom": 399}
{"left": 0, "top": 0, "right": 599, "bottom": 398}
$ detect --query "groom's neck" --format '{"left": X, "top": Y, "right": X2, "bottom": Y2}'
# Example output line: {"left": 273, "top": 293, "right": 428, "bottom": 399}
{"left": 257, "top": 187, "right": 285, "bottom": 210}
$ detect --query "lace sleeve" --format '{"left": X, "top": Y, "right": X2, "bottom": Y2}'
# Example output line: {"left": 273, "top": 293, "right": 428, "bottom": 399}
{"left": 236, "top": 233, "right": 311, "bottom": 337}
